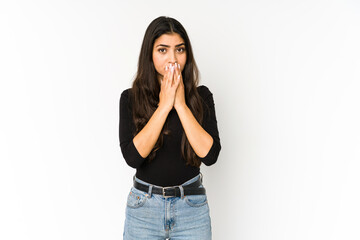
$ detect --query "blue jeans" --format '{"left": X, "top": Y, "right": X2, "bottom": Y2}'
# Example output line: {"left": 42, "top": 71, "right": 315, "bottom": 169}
{"left": 123, "top": 173, "right": 212, "bottom": 239}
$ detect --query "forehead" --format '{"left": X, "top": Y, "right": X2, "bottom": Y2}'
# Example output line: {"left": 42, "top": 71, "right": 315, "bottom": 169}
{"left": 154, "top": 33, "right": 184, "bottom": 46}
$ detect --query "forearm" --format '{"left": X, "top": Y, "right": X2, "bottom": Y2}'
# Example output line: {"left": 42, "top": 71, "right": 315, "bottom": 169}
{"left": 175, "top": 104, "right": 213, "bottom": 158}
{"left": 133, "top": 106, "right": 170, "bottom": 158}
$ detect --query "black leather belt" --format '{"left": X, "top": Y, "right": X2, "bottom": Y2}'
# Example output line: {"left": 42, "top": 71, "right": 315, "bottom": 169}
{"left": 133, "top": 177, "right": 206, "bottom": 197}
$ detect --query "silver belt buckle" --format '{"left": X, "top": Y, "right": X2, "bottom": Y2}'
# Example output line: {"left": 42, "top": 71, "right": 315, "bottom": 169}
{"left": 162, "top": 186, "right": 175, "bottom": 198}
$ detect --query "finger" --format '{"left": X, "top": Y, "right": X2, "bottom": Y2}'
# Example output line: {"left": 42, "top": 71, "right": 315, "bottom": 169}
{"left": 176, "top": 63, "right": 181, "bottom": 79}
{"left": 174, "top": 63, "right": 178, "bottom": 76}
{"left": 172, "top": 75, "right": 180, "bottom": 89}
{"left": 174, "top": 63, "right": 181, "bottom": 85}
{"left": 174, "top": 63, "right": 180, "bottom": 80}
{"left": 169, "top": 63, "right": 175, "bottom": 86}
{"left": 163, "top": 64, "right": 171, "bottom": 87}
{"left": 172, "top": 63, "right": 177, "bottom": 87}
{"left": 175, "top": 72, "right": 181, "bottom": 87}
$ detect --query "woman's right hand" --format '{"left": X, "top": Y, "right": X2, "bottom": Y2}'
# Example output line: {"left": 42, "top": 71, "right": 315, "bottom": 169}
{"left": 158, "top": 63, "right": 181, "bottom": 112}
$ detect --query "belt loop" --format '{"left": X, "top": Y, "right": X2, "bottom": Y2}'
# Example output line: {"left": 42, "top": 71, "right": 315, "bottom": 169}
{"left": 147, "top": 185, "right": 153, "bottom": 198}
{"left": 179, "top": 185, "right": 184, "bottom": 199}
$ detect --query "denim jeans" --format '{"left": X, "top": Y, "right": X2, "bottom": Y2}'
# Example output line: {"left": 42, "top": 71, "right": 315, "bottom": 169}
{"left": 123, "top": 173, "right": 212, "bottom": 240}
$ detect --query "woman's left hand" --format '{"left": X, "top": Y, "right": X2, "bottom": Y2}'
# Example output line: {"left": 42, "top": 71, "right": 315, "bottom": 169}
{"left": 174, "top": 63, "right": 186, "bottom": 110}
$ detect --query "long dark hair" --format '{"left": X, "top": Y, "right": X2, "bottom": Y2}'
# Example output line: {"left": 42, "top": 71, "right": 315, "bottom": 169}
{"left": 130, "top": 16, "right": 204, "bottom": 167}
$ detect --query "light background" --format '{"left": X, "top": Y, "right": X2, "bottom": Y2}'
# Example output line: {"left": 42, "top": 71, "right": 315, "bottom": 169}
{"left": 1, "top": 0, "right": 360, "bottom": 239}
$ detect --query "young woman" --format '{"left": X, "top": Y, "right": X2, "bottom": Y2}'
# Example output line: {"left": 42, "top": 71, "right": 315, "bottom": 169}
{"left": 119, "top": 16, "right": 221, "bottom": 239}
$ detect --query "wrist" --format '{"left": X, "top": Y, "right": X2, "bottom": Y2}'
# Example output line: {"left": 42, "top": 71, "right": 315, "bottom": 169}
{"left": 157, "top": 103, "right": 172, "bottom": 115}
{"left": 174, "top": 102, "right": 188, "bottom": 113}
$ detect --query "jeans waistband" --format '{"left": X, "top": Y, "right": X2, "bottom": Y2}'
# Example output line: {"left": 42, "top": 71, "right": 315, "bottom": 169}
{"left": 133, "top": 173, "right": 203, "bottom": 188}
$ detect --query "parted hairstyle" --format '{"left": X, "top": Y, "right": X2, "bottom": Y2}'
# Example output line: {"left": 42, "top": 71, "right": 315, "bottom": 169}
{"left": 130, "top": 16, "right": 205, "bottom": 167}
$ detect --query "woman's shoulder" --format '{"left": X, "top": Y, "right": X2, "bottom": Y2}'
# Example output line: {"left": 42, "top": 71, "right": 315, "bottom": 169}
{"left": 121, "top": 88, "right": 131, "bottom": 97}
{"left": 197, "top": 85, "right": 213, "bottom": 100}
{"left": 120, "top": 88, "right": 132, "bottom": 101}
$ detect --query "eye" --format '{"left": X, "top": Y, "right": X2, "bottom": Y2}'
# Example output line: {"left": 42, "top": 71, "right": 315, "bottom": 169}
{"left": 158, "top": 48, "right": 166, "bottom": 53}
{"left": 177, "top": 47, "right": 185, "bottom": 53}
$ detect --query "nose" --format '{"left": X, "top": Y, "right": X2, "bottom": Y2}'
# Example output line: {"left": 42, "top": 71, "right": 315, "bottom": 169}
{"left": 168, "top": 50, "right": 177, "bottom": 64}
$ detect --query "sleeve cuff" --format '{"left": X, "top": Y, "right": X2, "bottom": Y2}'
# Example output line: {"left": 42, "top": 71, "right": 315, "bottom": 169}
{"left": 198, "top": 137, "right": 221, "bottom": 166}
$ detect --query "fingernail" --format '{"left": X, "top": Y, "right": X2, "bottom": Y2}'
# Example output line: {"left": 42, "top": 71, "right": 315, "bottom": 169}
{"left": 178, "top": 74, "right": 180, "bottom": 80}
{"left": 165, "top": 66, "right": 168, "bottom": 71}
{"left": 178, "top": 63, "right": 180, "bottom": 69}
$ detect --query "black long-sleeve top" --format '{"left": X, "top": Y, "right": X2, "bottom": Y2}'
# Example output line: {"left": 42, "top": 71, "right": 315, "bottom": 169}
{"left": 119, "top": 85, "right": 221, "bottom": 187}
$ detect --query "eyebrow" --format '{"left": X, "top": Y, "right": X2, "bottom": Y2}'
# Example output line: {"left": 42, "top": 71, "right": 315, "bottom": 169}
{"left": 155, "top": 43, "right": 185, "bottom": 48}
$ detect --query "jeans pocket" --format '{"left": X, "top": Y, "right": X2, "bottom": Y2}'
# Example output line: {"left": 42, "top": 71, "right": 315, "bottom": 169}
{"left": 184, "top": 194, "right": 208, "bottom": 207}
{"left": 126, "top": 187, "right": 147, "bottom": 209}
